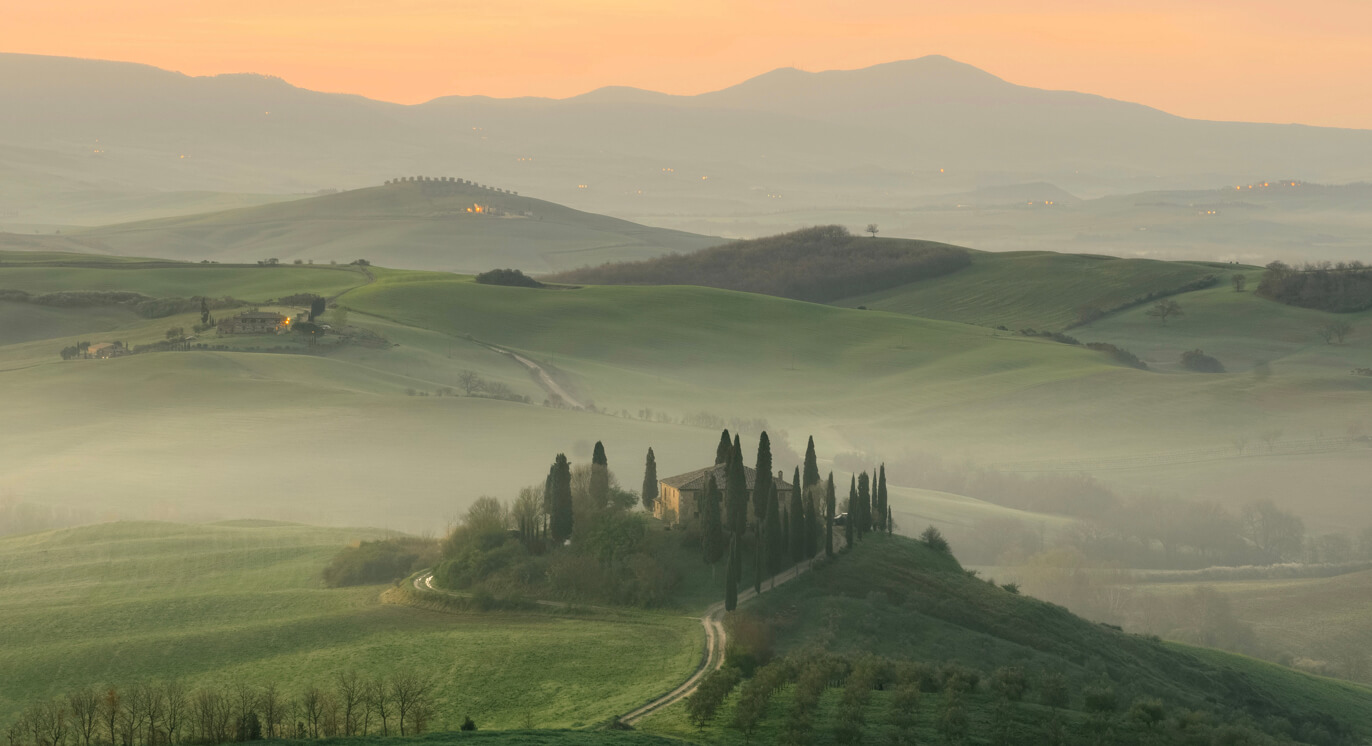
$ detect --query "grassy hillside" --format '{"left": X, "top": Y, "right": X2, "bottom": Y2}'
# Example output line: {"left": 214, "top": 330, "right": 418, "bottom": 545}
{"left": 1076, "top": 273, "right": 1372, "bottom": 374}
{"left": 0, "top": 521, "right": 701, "bottom": 730}
{"left": 638, "top": 536, "right": 1372, "bottom": 744}
{"left": 36, "top": 181, "right": 718, "bottom": 273}
{"left": 0, "top": 250, "right": 371, "bottom": 299}
{"left": 835, "top": 249, "right": 1225, "bottom": 330}
{"left": 545, "top": 226, "right": 970, "bottom": 303}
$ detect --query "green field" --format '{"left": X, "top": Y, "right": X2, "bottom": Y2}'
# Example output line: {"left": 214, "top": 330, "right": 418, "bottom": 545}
{"left": 0, "top": 257, "right": 370, "bottom": 300}
{"left": 0, "top": 521, "right": 701, "bottom": 730}
{"left": 17, "top": 182, "right": 719, "bottom": 274}
{"left": 834, "top": 249, "right": 1225, "bottom": 330}
{"left": 1077, "top": 274, "right": 1372, "bottom": 374}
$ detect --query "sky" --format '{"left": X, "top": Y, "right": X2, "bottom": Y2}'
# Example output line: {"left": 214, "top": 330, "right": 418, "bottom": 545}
{"left": 5, "top": 0, "right": 1372, "bottom": 128}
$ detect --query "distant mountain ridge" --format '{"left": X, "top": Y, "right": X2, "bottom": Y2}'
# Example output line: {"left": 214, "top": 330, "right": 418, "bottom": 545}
{"left": 4, "top": 52, "right": 1372, "bottom": 225}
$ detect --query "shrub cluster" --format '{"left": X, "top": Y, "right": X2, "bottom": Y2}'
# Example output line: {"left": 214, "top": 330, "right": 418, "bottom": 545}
{"left": 685, "top": 667, "right": 740, "bottom": 728}
{"left": 475, "top": 268, "right": 545, "bottom": 288}
{"left": 1085, "top": 342, "right": 1148, "bottom": 369}
{"left": 1180, "top": 348, "right": 1225, "bottom": 373}
{"left": 322, "top": 537, "right": 440, "bottom": 587}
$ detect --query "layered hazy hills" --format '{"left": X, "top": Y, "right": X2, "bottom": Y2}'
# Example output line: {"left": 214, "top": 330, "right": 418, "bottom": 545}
{"left": 1, "top": 179, "right": 718, "bottom": 272}
{"left": 6, "top": 52, "right": 1372, "bottom": 228}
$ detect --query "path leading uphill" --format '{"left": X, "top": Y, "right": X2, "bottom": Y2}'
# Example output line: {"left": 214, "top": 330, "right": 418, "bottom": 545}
{"left": 475, "top": 343, "right": 585, "bottom": 409}
{"left": 406, "top": 556, "right": 817, "bottom": 724}
{"left": 407, "top": 557, "right": 820, "bottom": 726}
{"left": 619, "top": 557, "right": 819, "bottom": 725}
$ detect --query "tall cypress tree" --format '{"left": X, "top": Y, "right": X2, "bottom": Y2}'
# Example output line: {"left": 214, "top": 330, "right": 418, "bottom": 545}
{"left": 803, "top": 436, "right": 820, "bottom": 494}
{"left": 825, "top": 472, "right": 836, "bottom": 557}
{"left": 887, "top": 505, "right": 894, "bottom": 535}
{"left": 725, "top": 439, "right": 748, "bottom": 537}
{"left": 857, "top": 471, "right": 872, "bottom": 538}
{"left": 715, "top": 429, "right": 732, "bottom": 465}
{"left": 780, "top": 512, "right": 790, "bottom": 572}
{"left": 590, "top": 441, "right": 610, "bottom": 510}
{"left": 542, "top": 465, "right": 555, "bottom": 535}
{"left": 752, "top": 432, "right": 773, "bottom": 527}
{"left": 550, "top": 454, "right": 574, "bottom": 543}
{"left": 701, "top": 475, "right": 725, "bottom": 572}
{"left": 789, "top": 467, "right": 805, "bottom": 564}
{"left": 875, "top": 464, "right": 888, "bottom": 533}
{"left": 753, "top": 520, "right": 764, "bottom": 594}
{"left": 641, "top": 447, "right": 659, "bottom": 513}
{"left": 802, "top": 481, "right": 818, "bottom": 559}
{"left": 724, "top": 534, "right": 739, "bottom": 611}
{"left": 764, "top": 483, "right": 783, "bottom": 579}
{"left": 845, "top": 476, "right": 857, "bottom": 548}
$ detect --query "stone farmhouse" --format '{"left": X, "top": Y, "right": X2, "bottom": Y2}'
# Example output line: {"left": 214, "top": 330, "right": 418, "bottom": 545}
{"left": 655, "top": 464, "right": 793, "bottom": 528}
{"left": 87, "top": 342, "right": 129, "bottom": 359}
{"left": 218, "top": 311, "right": 288, "bottom": 335}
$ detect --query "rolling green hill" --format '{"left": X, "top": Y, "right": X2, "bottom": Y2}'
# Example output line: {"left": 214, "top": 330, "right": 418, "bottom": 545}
{"left": 545, "top": 226, "right": 971, "bottom": 303}
{"left": 8, "top": 181, "right": 719, "bottom": 273}
{"left": 0, "top": 521, "right": 700, "bottom": 730}
{"left": 638, "top": 536, "right": 1372, "bottom": 745}
{"left": 834, "top": 249, "right": 1227, "bottom": 330}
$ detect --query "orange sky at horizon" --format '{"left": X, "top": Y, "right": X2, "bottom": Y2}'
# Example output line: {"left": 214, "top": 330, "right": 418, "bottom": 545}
{"left": 5, "top": 0, "right": 1372, "bottom": 128}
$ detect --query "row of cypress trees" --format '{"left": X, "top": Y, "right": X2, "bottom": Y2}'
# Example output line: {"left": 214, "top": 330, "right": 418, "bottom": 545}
{"left": 843, "top": 465, "right": 892, "bottom": 548}
{"left": 547, "top": 432, "right": 889, "bottom": 610}
{"left": 694, "top": 431, "right": 873, "bottom": 610}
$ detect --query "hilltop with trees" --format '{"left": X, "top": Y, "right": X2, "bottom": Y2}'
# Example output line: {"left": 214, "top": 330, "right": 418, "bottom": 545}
{"left": 546, "top": 226, "right": 971, "bottom": 303}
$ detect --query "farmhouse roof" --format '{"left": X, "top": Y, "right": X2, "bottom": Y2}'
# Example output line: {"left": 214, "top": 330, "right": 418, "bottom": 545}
{"left": 234, "top": 311, "right": 286, "bottom": 321}
{"left": 661, "top": 464, "right": 792, "bottom": 493}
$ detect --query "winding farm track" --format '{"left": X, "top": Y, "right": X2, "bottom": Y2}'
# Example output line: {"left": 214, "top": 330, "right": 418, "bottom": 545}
{"left": 408, "top": 557, "right": 820, "bottom": 727}
{"left": 620, "top": 557, "right": 819, "bottom": 725}
{"left": 497, "top": 348, "right": 584, "bottom": 410}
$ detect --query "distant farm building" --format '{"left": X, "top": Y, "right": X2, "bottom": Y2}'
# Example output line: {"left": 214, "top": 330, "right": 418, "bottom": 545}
{"left": 218, "top": 311, "right": 287, "bottom": 335}
{"left": 87, "top": 342, "right": 129, "bottom": 359}
{"left": 655, "top": 464, "right": 793, "bottom": 528}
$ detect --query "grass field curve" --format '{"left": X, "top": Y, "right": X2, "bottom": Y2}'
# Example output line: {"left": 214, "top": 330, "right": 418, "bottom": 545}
{"left": 0, "top": 521, "right": 701, "bottom": 730}
{"left": 834, "top": 250, "right": 1226, "bottom": 330}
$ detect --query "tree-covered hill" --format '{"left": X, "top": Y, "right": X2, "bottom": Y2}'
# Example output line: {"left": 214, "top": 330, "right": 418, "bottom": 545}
{"left": 545, "top": 226, "right": 971, "bottom": 303}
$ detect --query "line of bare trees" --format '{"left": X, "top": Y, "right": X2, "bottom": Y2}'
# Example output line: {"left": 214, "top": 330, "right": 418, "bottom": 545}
{"left": 4, "top": 672, "right": 438, "bottom": 746}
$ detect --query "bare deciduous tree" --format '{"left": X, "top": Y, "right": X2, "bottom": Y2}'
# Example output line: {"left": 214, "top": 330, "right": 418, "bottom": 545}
{"left": 1145, "top": 300, "right": 1184, "bottom": 324}
{"left": 163, "top": 681, "right": 188, "bottom": 746}
{"left": 335, "top": 671, "right": 364, "bottom": 737}
{"left": 1318, "top": 320, "right": 1354, "bottom": 344}
{"left": 864, "top": 223, "right": 879, "bottom": 238}
{"left": 366, "top": 677, "right": 392, "bottom": 737}
{"left": 458, "top": 369, "right": 484, "bottom": 396}
{"left": 100, "top": 689, "right": 121, "bottom": 746}
{"left": 66, "top": 689, "right": 100, "bottom": 746}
